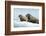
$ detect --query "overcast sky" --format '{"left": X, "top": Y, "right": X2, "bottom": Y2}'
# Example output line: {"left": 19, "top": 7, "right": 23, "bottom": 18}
{"left": 13, "top": 8, "right": 39, "bottom": 21}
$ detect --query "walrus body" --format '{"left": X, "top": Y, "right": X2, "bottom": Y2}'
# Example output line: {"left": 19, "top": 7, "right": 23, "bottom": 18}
{"left": 19, "top": 15, "right": 28, "bottom": 21}
{"left": 19, "top": 14, "right": 39, "bottom": 24}
{"left": 26, "top": 14, "right": 39, "bottom": 24}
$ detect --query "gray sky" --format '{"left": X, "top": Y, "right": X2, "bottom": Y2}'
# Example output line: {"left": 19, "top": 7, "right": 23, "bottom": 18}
{"left": 13, "top": 8, "right": 39, "bottom": 21}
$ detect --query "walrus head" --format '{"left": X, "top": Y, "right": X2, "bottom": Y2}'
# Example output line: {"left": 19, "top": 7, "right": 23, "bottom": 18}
{"left": 19, "top": 15, "right": 22, "bottom": 18}
{"left": 26, "top": 14, "right": 31, "bottom": 19}
{"left": 19, "top": 15, "right": 28, "bottom": 21}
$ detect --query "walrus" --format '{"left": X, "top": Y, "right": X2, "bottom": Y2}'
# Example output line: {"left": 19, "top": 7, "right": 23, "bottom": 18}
{"left": 19, "top": 15, "right": 28, "bottom": 21}
{"left": 26, "top": 14, "right": 39, "bottom": 24}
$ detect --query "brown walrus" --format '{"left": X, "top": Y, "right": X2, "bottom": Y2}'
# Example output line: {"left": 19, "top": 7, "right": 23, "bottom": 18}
{"left": 26, "top": 14, "right": 39, "bottom": 24}
{"left": 19, "top": 15, "right": 28, "bottom": 21}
